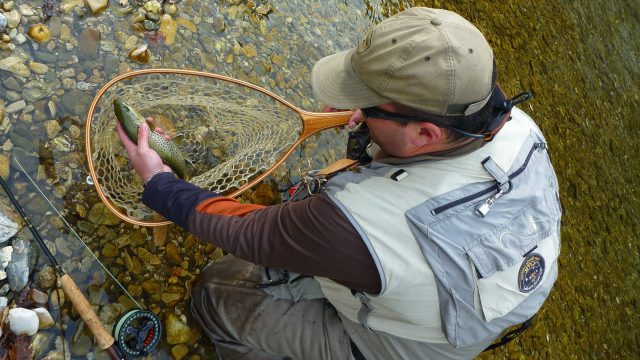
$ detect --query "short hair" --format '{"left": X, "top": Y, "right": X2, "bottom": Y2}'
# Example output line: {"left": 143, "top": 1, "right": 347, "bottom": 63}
{"left": 393, "top": 65, "right": 499, "bottom": 142}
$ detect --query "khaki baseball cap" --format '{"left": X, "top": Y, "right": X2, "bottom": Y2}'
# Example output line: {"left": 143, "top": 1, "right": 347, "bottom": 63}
{"left": 312, "top": 7, "right": 495, "bottom": 116}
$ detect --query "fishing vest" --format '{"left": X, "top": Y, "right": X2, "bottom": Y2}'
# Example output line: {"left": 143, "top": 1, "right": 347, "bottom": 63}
{"left": 316, "top": 108, "right": 561, "bottom": 347}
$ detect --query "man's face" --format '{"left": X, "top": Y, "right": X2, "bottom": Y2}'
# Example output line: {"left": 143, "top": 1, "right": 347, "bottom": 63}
{"left": 356, "top": 103, "right": 417, "bottom": 158}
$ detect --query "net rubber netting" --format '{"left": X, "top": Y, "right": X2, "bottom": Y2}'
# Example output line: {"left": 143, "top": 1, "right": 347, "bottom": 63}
{"left": 89, "top": 71, "right": 302, "bottom": 223}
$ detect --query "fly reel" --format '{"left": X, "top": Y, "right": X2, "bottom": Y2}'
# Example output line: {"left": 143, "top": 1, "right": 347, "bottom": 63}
{"left": 112, "top": 309, "right": 162, "bottom": 358}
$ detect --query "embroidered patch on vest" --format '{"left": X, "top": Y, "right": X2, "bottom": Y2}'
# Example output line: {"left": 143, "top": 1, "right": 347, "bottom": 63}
{"left": 518, "top": 253, "right": 545, "bottom": 293}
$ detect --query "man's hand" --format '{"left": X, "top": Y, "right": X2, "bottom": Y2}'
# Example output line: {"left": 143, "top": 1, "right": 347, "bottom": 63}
{"left": 115, "top": 119, "right": 172, "bottom": 183}
{"left": 322, "top": 105, "right": 364, "bottom": 128}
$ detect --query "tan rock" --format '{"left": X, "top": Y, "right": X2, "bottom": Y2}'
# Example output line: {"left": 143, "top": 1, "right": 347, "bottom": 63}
{"left": 0, "top": 56, "right": 30, "bottom": 77}
{"left": 44, "top": 120, "right": 61, "bottom": 139}
{"left": 83, "top": 0, "right": 109, "bottom": 15}
{"left": 4, "top": 10, "right": 20, "bottom": 29}
{"left": 175, "top": 17, "right": 196, "bottom": 33}
{"left": 165, "top": 312, "right": 190, "bottom": 345}
{"left": 124, "top": 35, "right": 138, "bottom": 49}
{"left": 171, "top": 344, "right": 189, "bottom": 360}
{"left": 160, "top": 14, "right": 177, "bottom": 45}
{"left": 59, "top": 24, "right": 72, "bottom": 41}
{"left": 28, "top": 61, "right": 49, "bottom": 75}
{"left": 0, "top": 154, "right": 9, "bottom": 180}
{"left": 28, "top": 24, "right": 51, "bottom": 43}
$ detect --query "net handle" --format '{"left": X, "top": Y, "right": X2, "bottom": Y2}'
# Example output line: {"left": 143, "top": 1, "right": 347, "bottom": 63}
{"left": 85, "top": 68, "right": 354, "bottom": 227}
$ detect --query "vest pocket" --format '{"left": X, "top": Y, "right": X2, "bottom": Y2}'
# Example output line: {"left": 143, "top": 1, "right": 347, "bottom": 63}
{"left": 404, "top": 135, "right": 561, "bottom": 347}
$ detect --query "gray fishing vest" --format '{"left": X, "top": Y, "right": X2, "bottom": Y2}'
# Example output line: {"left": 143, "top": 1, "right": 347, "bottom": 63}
{"left": 318, "top": 108, "right": 561, "bottom": 348}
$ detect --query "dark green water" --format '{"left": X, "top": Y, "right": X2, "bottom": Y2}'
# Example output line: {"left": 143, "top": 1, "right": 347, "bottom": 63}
{"left": 408, "top": 1, "right": 640, "bottom": 358}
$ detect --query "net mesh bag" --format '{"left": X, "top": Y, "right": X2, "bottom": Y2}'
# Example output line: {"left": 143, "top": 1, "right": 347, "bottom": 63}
{"left": 88, "top": 70, "right": 303, "bottom": 224}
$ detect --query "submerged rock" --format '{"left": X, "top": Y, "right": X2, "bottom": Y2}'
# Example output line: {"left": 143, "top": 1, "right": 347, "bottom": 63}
{"left": 0, "top": 56, "right": 31, "bottom": 78}
{"left": 0, "top": 208, "right": 19, "bottom": 244}
{"left": 0, "top": 245, "right": 12, "bottom": 280}
{"left": 84, "top": 0, "right": 109, "bottom": 15}
{"left": 0, "top": 13, "right": 7, "bottom": 32}
{"left": 28, "top": 24, "right": 51, "bottom": 43}
{"left": 6, "top": 237, "right": 36, "bottom": 291}
{"left": 165, "top": 312, "right": 190, "bottom": 345}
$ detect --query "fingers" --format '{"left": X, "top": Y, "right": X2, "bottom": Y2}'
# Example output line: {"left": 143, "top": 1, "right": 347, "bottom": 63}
{"left": 137, "top": 122, "right": 150, "bottom": 153}
{"left": 348, "top": 109, "right": 365, "bottom": 128}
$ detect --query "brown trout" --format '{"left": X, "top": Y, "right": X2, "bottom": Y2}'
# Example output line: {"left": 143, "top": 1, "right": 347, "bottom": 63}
{"left": 113, "top": 99, "right": 189, "bottom": 179}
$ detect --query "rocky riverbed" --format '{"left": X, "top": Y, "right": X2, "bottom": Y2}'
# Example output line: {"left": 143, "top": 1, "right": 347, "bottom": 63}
{"left": 0, "top": 0, "right": 380, "bottom": 358}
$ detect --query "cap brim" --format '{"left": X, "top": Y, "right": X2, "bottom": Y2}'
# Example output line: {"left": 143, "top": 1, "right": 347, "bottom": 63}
{"left": 311, "top": 48, "right": 390, "bottom": 110}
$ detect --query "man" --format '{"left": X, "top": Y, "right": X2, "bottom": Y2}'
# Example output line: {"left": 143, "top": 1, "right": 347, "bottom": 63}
{"left": 116, "top": 7, "right": 561, "bottom": 360}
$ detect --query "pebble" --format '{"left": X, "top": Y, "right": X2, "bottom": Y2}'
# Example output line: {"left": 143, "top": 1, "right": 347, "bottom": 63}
{"left": 13, "top": 33, "right": 26, "bottom": 45}
{"left": 8, "top": 307, "right": 39, "bottom": 336}
{"left": 1, "top": 1, "right": 14, "bottom": 11}
{"left": 18, "top": 4, "right": 34, "bottom": 16}
{"left": 6, "top": 100, "right": 26, "bottom": 113}
{"left": 28, "top": 61, "right": 48, "bottom": 74}
{"left": 4, "top": 10, "right": 20, "bottom": 28}
{"left": 0, "top": 56, "right": 30, "bottom": 77}
{"left": 33, "top": 307, "right": 55, "bottom": 329}
{"left": 37, "top": 265, "right": 57, "bottom": 290}
{"left": 87, "top": 202, "right": 123, "bottom": 226}
{"left": 84, "top": 0, "right": 109, "bottom": 15}
{"left": 28, "top": 24, "right": 51, "bottom": 43}
{"left": 165, "top": 312, "right": 191, "bottom": 345}
{"left": 0, "top": 13, "right": 7, "bottom": 31}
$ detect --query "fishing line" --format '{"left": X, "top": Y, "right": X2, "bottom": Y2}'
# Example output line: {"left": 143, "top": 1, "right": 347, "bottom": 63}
{"left": 13, "top": 155, "right": 143, "bottom": 310}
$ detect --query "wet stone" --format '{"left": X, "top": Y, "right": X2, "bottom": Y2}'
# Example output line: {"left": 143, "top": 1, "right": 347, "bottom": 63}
{"left": 171, "top": 344, "right": 189, "bottom": 360}
{"left": 79, "top": 28, "right": 101, "bottom": 60}
{"left": 33, "top": 50, "right": 58, "bottom": 64}
{"left": 2, "top": 77, "right": 20, "bottom": 92}
{"left": 0, "top": 13, "right": 6, "bottom": 32}
{"left": 142, "top": 278, "right": 163, "bottom": 295}
{"left": 165, "top": 312, "right": 191, "bottom": 345}
{"left": 101, "top": 243, "right": 119, "bottom": 258}
{"left": 87, "top": 202, "right": 122, "bottom": 226}
{"left": 22, "top": 80, "right": 50, "bottom": 102}
{"left": 0, "top": 56, "right": 30, "bottom": 77}
{"left": 4, "top": 10, "right": 20, "bottom": 29}
{"left": 166, "top": 241, "right": 182, "bottom": 264}
{"left": 59, "top": 89, "right": 92, "bottom": 117}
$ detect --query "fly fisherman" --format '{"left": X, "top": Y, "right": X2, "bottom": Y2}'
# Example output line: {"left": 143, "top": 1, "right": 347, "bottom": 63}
{"left": 116, "top": 7, "right": 561, "bottom": 360}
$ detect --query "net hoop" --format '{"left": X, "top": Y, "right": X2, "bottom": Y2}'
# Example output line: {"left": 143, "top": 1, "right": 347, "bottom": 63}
{"left": 85, "top": 68, "right": 353, "bottom": 227}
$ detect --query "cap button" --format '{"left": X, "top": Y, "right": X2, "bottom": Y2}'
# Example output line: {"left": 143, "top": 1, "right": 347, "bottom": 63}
{"left": 431, "top": 17, "right": 442, "bottom": 26}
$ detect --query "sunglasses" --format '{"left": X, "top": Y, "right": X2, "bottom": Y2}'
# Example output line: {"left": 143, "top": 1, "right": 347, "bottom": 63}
{"left": 361, "top": 92, "right": 532, "bottom": 142}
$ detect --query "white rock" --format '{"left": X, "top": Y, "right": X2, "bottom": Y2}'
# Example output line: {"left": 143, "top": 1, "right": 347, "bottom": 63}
{"left": 0, "top": 296, "right": 7, "bottom": 310}
{"left": 8, "top": 307, "right": 39, "bottom": 336}
{"left": 0, "top": 212, "right": 19, "bottom": 243}
{"left": 33, "top": 307, "right": 55, "bottom": 329}
{"left": 0, "top": 246, "right": 12, "bottom": 266}
{"left": 4, "top": 10, "right": 20, "bottom": 29}
{"left": 18, "top": 4, "right": 35, "bottom": 16}
{"left": 84, "top": 0, "right": 109, "bottom": 15}
{"left": 13, "top": 33, "right": 27, "bottom": 45}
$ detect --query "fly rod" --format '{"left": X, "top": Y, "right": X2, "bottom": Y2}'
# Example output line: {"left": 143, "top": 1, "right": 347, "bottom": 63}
{"left": 0, "top": 174, "right": 123, "bottom": 360}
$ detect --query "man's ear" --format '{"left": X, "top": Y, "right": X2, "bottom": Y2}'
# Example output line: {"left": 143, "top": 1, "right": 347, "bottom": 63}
{"left": 411, "top": 122, "right": 443, "bottom": 147}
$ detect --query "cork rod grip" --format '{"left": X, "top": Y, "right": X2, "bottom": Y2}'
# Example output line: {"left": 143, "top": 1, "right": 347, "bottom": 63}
{"left": 60, "top": 274, "right": 116, "bottom": 351}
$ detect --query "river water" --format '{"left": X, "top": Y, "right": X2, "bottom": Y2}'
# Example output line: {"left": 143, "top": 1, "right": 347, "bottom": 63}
{"left": 0, "top": 0, "right": 638, "bottom": 359}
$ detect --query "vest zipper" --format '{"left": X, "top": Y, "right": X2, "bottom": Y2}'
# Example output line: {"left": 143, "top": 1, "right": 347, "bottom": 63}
{"left": 430, "top": 142, "right": 546, "bottom": 216}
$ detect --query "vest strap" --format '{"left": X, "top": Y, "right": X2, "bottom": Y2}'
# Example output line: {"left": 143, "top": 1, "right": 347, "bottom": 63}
{"left": 481, "top": 156, "right": 511, "bottom": 192}
{"left": 352, "top": 291, "right": 374, "bottom": 333}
